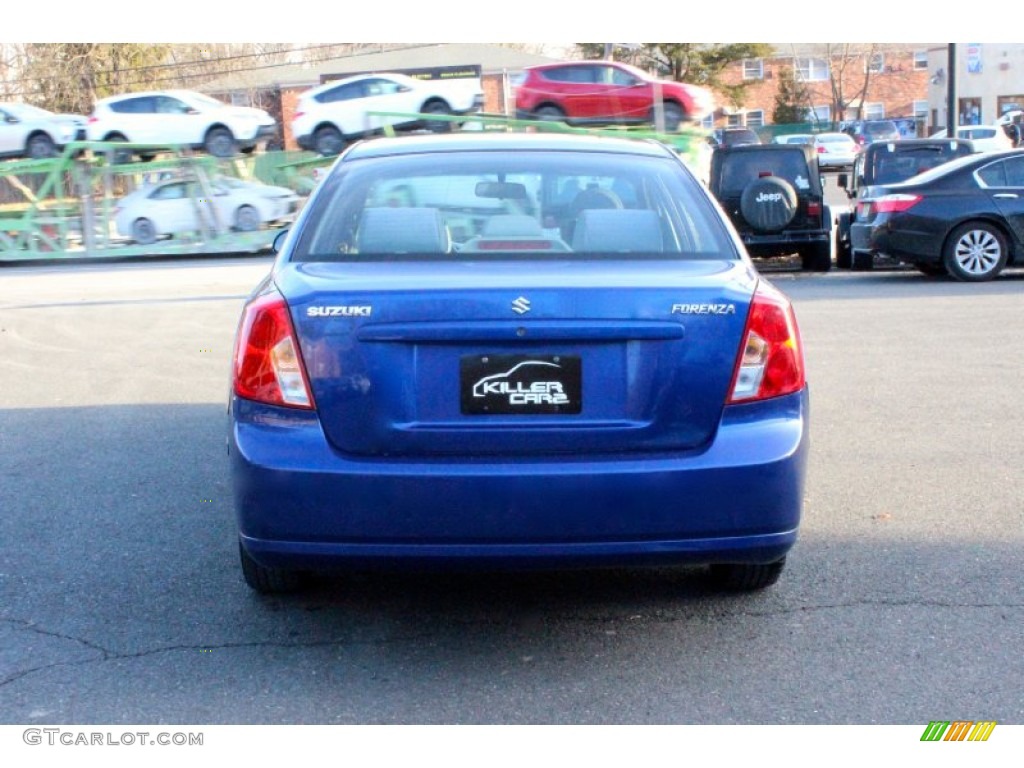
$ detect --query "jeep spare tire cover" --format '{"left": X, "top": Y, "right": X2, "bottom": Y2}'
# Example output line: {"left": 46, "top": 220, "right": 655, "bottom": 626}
{"left": 739, "top": 176, "right": 798, "bottom": 233}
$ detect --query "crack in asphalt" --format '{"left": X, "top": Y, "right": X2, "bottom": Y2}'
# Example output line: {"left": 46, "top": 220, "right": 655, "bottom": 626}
{"left": 2, "top": 598, "right": 1021, "bottom": 689}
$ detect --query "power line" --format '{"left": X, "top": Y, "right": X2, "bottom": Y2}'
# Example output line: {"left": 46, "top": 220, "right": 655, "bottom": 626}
{"left": 0, "top": 43, "right": 433, "bottom": 91}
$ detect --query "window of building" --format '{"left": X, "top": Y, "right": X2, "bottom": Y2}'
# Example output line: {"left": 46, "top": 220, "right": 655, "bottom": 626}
{"left": 913, "top": 100, "right": 929, "bottom": 118}
{"left": 864, "top": 103, "right": 886, "bottom": 120}
{"left": 726, "top": 113, "right": 743, "bottom": 128}
{"left": 914, "top": 51, "right": 929, "bottom": 70}
{"left": 746, "top": 109, "right": 765, "bottom": 128}
{"left": 794, "top": 57, "right": 829, "bottom": 82}
{"left": 807, "top": 105, "right": 831, "bottom": 125}
{"left": 866, "top": 53, "right": 884, "bottom": 74}
{"left": 742, "top": 59, "right": 764, "bottom": 80}
{"left": 701, "top": 113, "right": 715, "bottom": 129}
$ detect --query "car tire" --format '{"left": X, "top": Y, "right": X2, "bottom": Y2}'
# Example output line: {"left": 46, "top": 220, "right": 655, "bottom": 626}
{"left": 313, "top": 125, "right": 345, "bottom": 157}
{"left": 656, "top": 101, "right": 685, "bottom": 131}
{"left": 800, "top": 240, "right": 832, "bottom": 272}
{"left": 709, "top": 559, "right": 786, "bottom": 591}
{"left": 533, "top": 105, "right": 566, "bottom": 123}
{"left": 851, "top": 251, "right": 874, "bottom": 271}
{"left": 739, "top": 177, "right": 798, "bottom": 233}
{"left": 204, "top": 127, "right": 237, "bottom": 158}
{"left": 913, "top": 262, "right": 947, "bottom": 277}
{"left": 239, "top": 541, "right": 306, "bottom": 594}
{"left": 943, "top": 221, "right": 1009, "bottom": 282}
{"left": 131, "top": 218, "right": 158, "bottom": 245}
{"left": 26, "top": 133, "right": 58, "bottom": 159}
{"left": 104, "top": 133, "right": 133, "bottom": 165}
{"left": 836, "top": 239, "right": 852, "bottom": 269}
{"left": 422, "top": 99, "right": 452, "bottom": 133}
{"left": 235, "top": 205, "right": 261, "bottom": 232}
{"left": 835, "top": 213, "right": 852, "bottom": 268}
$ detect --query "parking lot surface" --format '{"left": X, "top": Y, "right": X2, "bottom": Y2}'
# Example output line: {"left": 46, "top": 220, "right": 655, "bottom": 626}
{"left": 0, "top": 258, "right": 1021, "bottom": 724}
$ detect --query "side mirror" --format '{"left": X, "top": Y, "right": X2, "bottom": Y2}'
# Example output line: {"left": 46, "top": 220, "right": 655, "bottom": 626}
{"left": 186, "top": 108, "right": 200, "bottom": 115}
{"left": 272, "top": 229, "right": 289, "bottom": 254}
{"left": 5, "top": 115, "right": 19, "bottom": 124}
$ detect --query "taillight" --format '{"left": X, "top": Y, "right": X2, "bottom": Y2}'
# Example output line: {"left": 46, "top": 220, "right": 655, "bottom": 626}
{"left": 293, "top": 111, "right": 305, "bottom": 120}
{"left": 87, "top": 116, "right": 98, "bottom": 124}
{"left": 728, "top": 281, "right": 805, "bottom": 403}
{"left": 873, "top": 194, "right": 922, "bottom": 214}
{"left": 232, "top": 288, "right": 315, "bottom": 409}
{"left": 816, "top": 145, "right": 826, "bottom": 153}
{"left": 806, "top": 201, "right": 821, "bottom": 216}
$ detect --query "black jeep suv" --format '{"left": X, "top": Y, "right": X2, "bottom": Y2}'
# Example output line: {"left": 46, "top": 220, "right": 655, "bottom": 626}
{"left": 708, "top": 144, "right": 832, "bottom": 271}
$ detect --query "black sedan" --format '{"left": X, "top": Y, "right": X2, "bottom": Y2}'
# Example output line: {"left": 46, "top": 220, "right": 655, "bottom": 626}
{"left": 866, "top": 149, "right": 1024, "bottom": 281}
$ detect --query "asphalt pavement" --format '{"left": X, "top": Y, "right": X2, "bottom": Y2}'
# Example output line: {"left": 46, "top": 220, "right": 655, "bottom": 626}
{"left": 0, "top": 257, "right": 1021, "bottom": 724}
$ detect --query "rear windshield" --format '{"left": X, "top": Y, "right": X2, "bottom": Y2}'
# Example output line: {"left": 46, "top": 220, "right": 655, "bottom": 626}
{"left": 717, "top": 151, "right": 814, "bottom": 195}
{"left": 291, "top": 150, "right": 735, "bottom": 261}
{"left": 864, "top": 122, "right": 898, "bottom": 137}
{"left": 867, "top": 145, "right": 973, "bottom": 184}
{"left": 723, "top": 129, "right": 759, "bottom": 145}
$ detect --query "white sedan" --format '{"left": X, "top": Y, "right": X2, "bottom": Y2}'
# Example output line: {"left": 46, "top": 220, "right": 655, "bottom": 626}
{"left": 929, "top": 125, "right": 1013, "bottom": 153}
{"left": 114, "top": 177, "right": 299, "bottom": 245}
{"left": 812, "top": 132, "right": 859, "bottom": 169}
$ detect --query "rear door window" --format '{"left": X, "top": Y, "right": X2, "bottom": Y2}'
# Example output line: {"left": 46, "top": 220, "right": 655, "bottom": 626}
{"left": 718, "top": 152, "right": 812, "bottom": 194}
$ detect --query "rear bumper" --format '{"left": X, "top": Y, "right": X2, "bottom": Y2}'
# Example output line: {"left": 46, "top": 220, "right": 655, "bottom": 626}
{"left": 230, "top": 388, "right": 809, "bottom": 571}
{"left": 741, "top": 230, "right": 829, "bottom": 257}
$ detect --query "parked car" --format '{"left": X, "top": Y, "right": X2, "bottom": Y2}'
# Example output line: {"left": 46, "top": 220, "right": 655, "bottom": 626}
{"left": 812, "top": 132, "right": 859, "bottom": 170}
{"left": 709, "top": 127, "right": 761, "bottom": 148}
{"left": 929, "top": 125, "right": 1013, "bottom": 153}
{"left": 864, "top": 149, "right": 1024, "bottom": 280}
{"left": 513, "top": 61, "right": 714, "bottom": 130}
{"left": 292, "top": 72, "right": 484, "bottom": 156}
{"left": 229, "top": 132, "right": 808, "bottom": 594}
{"left": 114, "top": 175, "right": 298, "bottom": 245}
{"left": 772, "top": 133, "right": 813, "bottom": 145}
{"left": 836, "top": 138, "right": 975, "bottom": 269}
{"left": 87, "top": 90, "right": 277, "bottom": 159}
{"left": 708, "top": 143, "right": 832, "bottom": 271}
{"left": 0, "top": 102, "right": 86, "bottom": 159}
{"left": 842, "top": 119, "right": 901, "bottom": 147}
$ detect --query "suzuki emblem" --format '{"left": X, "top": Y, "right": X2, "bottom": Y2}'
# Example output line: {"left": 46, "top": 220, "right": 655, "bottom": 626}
{"left": 511, "top": 297, "right": 531, "bottom": 314}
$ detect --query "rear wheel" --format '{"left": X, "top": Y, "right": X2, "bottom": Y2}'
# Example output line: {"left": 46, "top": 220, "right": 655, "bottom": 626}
{"left": 851, "top": 251, "right": 874, "bottom": 271}
{"left": 313, "top": 125, "right": 345, "bottom": 156}
{"left": 131, "top": 218, "right": 157, "bottom": 245}
{"left": 943, "top": 221, "right": 1008, "bottom": 282}
{"left": 204, "top": 127, "right": 237, "bottom": 158}
{"left": 105, "top": 133, "right": 133, "bottom": 165}
{"left": 656, "top": 102, "right": 685, "bottom": 131}
{"left": 26, "top": 133, "right": 57, "bottom": 159}
{"left": 239, "top": 542, "right": 306, "bottom": 594}
{"left": 800, "top": 240, "right": 832, "bottom": 272}
{"left": 533, "top": 105, "right": 566, "bottom": 123}
{"left": 422, "top": 99, "right": 452, "bottom": 133}
{"left": 235, "top": 205, "right": 260, "bottom": 232}
{"left": 709, "top": 559, "right": 786, "bottom": 591}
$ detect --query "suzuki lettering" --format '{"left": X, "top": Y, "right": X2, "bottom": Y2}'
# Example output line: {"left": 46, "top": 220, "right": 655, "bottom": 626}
{"left": 306, "top": 306, "right": 373, "bottom": 318}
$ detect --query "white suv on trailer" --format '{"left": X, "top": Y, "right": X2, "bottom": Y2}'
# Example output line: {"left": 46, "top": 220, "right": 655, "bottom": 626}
{"left": 87, "top": 90, "right": 277, "bottom": 158}
{"left": 292, "top": 72, "right": 484, "bottom": 156}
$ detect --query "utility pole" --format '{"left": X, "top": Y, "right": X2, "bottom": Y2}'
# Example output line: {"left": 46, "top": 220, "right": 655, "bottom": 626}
{"left": 947, "top": 43, "right": 957, "bottom": 133}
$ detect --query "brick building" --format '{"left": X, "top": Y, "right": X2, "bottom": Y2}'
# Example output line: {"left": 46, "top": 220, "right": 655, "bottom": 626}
{"left": 708, "top": 44, "right": 934, "bottom": 133}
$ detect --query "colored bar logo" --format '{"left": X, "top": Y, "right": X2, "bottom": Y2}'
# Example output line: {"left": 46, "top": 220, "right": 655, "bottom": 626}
{"left": 921, "top": 721, "right": 996, "bottom": 742}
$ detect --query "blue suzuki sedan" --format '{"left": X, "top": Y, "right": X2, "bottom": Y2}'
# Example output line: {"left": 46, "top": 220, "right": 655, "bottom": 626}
{"left": 229, "top": 133, "right": 809, "bottom": 594}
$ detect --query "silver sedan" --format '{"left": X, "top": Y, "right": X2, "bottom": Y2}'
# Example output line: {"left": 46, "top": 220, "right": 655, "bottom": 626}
{"left": 813, "top": 132, "right": 860, "bottom": 170}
